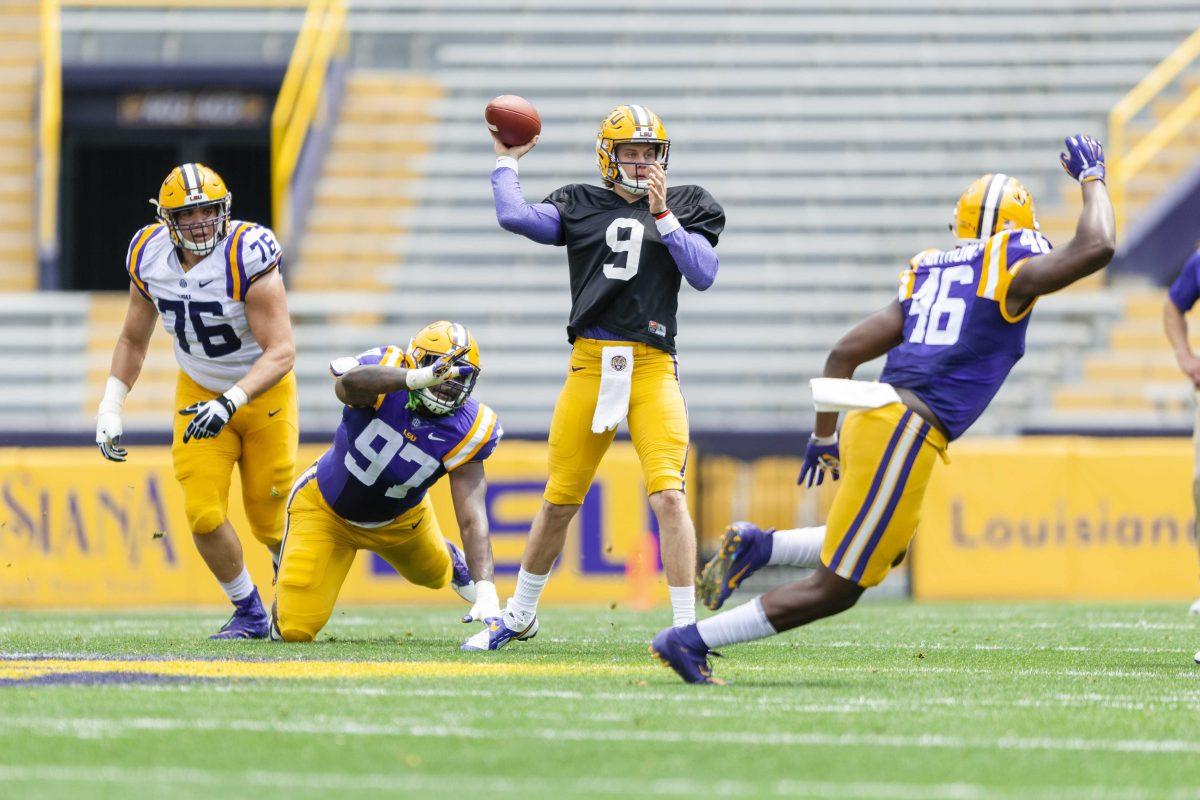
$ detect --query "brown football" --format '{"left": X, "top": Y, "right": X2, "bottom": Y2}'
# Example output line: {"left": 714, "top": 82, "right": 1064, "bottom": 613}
{"left": 484, "top": 95, "right": 541, "bottom": 147}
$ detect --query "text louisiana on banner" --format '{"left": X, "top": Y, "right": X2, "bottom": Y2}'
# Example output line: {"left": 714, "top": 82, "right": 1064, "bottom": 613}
{"left": 0, "top": 442, "right": 680, "bottom": 608}
{"left": 914, "top": 437, "right": 1198, "bottom": 600}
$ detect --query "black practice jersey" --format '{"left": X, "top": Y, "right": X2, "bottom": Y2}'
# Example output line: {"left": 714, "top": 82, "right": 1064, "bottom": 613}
{"left": 542, "top": 183, "right": 725, "bottom": 353}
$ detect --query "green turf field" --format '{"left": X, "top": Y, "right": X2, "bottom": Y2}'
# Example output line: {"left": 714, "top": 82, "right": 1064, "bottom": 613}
{"left": 1, "top": 601, "right": 1198, "bottom": 799}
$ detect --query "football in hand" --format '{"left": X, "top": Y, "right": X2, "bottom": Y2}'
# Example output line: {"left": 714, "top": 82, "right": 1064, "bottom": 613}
{"left": 484, "top": 95, "right": 541, "bottom": 147}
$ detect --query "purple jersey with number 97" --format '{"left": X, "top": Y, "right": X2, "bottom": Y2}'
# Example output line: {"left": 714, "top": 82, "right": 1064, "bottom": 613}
{"left": 878, "top": 229, "right": 1051, "bottom": 441}
{"left": 313, "top": 345, "right": 502, "bottom": 525}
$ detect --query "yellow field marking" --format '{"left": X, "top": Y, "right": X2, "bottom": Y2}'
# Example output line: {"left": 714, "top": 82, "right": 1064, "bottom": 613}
{"left": 0, "top": 658, "right": 642, "bottom": 681}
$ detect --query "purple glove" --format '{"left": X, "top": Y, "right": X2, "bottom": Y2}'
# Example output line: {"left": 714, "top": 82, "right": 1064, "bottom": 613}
{"left": 1060, "top": 135, "right": 1105, "bottom": 184}
{"left": 798, "top": 433, "right": 841, "bottom": 487}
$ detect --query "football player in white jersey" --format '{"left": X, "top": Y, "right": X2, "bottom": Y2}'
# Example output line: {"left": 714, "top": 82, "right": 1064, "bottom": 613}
{"left": 95, "top": 163, "right": 299, "bottom": 639}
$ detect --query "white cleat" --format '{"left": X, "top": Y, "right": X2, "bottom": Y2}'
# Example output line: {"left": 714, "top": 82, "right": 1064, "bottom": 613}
{"left": 460, "top": 610, "right": 538, "bottom": 652}
{"left": 1189, "top": 597, "right": 1200, "bottom": 616}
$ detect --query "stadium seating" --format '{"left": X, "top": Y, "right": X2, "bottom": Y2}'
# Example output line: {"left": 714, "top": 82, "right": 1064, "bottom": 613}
{"left": 48, "top": 1, "right": 1200, "bottom": 436}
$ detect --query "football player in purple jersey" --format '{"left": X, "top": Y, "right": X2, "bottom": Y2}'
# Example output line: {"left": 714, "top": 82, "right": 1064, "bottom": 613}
{"left": 656, "top": 136, "right": 1115, "bottom": 683}
{"left": 272, "top": 321, "right": 505, "bottom": 642}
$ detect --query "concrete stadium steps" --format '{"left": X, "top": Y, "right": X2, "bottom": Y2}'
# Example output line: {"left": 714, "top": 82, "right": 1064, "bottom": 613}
{"left": 1048, "top": 288, "right": 1198, "bottom": 428}
{"left": 293, "top": 74, "right": 443, "bottom": 291}
{"left": 0, "top": 5, "right": 39, "bottom": 292}
{"left": 1053, "top": 381, "right": 1191, "bottom": 413}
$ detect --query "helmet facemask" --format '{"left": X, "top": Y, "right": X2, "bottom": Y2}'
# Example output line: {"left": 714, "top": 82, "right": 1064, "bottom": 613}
{"left": 410, "top": 349, "right": 479, "bottom": 415}
{"left": 607, "top": 140, "right": 670, "bottom": 195}
{"left": 156, "top": 195, "right": 231, "bottom": 257}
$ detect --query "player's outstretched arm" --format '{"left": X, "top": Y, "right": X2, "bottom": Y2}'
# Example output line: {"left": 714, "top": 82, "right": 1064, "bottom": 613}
{"left": 815, "top": 301, "right": 906, "bottom": 437}
{"left": 332, "top": 348, "right": 473, "bottom": 407}
{"left": 97, "top": 283, "right": 158, "bottom": 461}
{"left": 797, "top": 301, "right": 904, "bottom": 487}
{"left": 1006, "top": 136, "right": 1116, "bottom": 313}
{"left": 449, "top": 460, "right": 500, "bottom": 622}
{"left": 489, "top": 131, "right": 563, "bottom": 245}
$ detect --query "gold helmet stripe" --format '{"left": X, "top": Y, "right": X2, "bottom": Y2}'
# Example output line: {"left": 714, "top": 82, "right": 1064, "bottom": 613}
{"left": 977, "top": 173, "right": 1009, "bottom": 239}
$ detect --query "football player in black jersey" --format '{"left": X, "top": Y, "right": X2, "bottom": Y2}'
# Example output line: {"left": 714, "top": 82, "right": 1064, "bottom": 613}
{"left": 462, "top": 104, "right": 725, "bottom": 651}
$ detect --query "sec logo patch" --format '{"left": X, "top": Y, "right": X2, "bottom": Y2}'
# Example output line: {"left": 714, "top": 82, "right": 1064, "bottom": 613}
{"left": 611, "top": 355, "right": 628, "bottom": 372}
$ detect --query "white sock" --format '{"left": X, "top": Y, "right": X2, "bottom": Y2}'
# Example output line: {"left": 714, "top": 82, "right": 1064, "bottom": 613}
{"left": 767, "top": 526, "right": 825, "bottom": 568}
{"left": 218, "top": 566, "right": 255, "bottom": 603}
{"left": 668, "top": 584, "right": 696, "bottom": 627}
{"left": 695, "top": 597, "right": 778, "bottom": 649}
{"left": 508, "top": 567, "right": 549, "bottom": 619}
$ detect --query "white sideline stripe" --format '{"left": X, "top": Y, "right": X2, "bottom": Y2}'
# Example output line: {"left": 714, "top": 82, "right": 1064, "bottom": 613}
{"left": 4, "top": 714, "right": 1199, "bottom": 755}
{"left": 0, "top": 765, "right": 1185, "bottom": 800}
{"left": 108, "top": 682, "right": 1200, "bottom": 713}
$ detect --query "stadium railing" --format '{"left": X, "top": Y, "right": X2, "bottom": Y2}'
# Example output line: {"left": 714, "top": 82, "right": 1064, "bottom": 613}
{"left": 37, "top": 0, "right": 61, "bottom": 288}
{"left": 270, "top": 0, "right": 347, "bottom": 247}
{"left": 1109, "top": 25, "right": 1200, "bottom": 237}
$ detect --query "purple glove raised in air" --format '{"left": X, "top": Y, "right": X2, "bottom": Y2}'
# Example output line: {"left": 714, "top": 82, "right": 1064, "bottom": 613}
{"left": 1060, "top": 135, "right": 1105, "bottom": 184}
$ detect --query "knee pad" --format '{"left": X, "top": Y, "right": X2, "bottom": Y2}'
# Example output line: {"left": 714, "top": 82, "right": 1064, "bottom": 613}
{"left": 174, "top": 461, "right": 232, "bottom": 535}
{"left": 278, "top": 624, "right": 316, "bottom": 643}
{"left": 183, "top": 489, "right": 227, "bottom": 536}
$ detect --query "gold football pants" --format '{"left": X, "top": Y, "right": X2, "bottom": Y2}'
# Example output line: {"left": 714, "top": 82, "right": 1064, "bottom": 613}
{"left": 821, "top": 403, "right": 947, "bottom": 587}
{"left": 544, "top": 337, "right": 689, "bottom": 505}
{"left": 274, "top": 470, "right": 453, "bottom": 642}
{"left": 171, "top": 369, "right": 299, "bottom": 544}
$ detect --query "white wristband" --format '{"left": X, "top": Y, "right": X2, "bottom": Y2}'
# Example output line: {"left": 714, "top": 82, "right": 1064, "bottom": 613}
{"left": 811, "top": 432, "right": 838, "bottom": 446}
{"left": 406, "top": 365, "right": 436, "bottom": 390}
{"left": 495, "top": 156, "right": 519, "bottom": 174}
{"left": 222, "top": 385, "right": 249, "bottom": 411}
{"left": 99, "top": 376, "right": 130, "bottom": 414}
{"left": 654, "top": 211, "right": 681, "bottom": 236}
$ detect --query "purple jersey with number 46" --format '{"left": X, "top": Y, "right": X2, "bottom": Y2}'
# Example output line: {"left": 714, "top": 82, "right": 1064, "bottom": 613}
{"left": 314, "top": 345, "right": 502, "bottom": 525}
{"left": 878, "top": 229, "right": 1051, "bottom": 441}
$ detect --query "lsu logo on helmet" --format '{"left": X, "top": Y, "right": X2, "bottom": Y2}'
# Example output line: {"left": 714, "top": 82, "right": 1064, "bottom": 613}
{"left": 952, "top": 173, "right": 1038, "bottom": 240}
{"left": 152, "top": 163, "right": 232, "bottom": 256}
{"left": 596, "top": 104, "right": 670, "bottom": 195}
{"left": 406, "top": 321, "right": 481, "bottom": 415}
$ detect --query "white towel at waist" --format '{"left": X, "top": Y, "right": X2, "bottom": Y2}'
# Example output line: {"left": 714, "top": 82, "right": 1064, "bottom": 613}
{"left": 591, "top": 345, "right": 634, "bottom": 433}
{"left": 810, "top": 378, "right": 903, "bottom": 412}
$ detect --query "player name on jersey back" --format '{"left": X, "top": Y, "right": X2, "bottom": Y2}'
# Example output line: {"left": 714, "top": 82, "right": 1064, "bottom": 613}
{"left": 879, "top": 228, "right": 1051, "bottom": 440}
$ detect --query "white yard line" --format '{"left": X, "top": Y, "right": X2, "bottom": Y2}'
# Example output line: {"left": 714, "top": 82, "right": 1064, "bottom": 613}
{"left": 0, "top": 764, "right": 1191, "bottom": 800}
{"left": 2, "top": 714, "right": 1199, "bottom": 755}
{"left": 104, "top": 681, "right": 1200, "bottom": 715}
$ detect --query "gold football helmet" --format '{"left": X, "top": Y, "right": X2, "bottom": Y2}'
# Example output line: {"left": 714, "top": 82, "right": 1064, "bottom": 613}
{"left": 407, "top": 320, "right": 481, "bottom": 415}
{"left": 152, "top": 163, "right": 232, "bottom": 256}
{"left": 952, "top": 173, "right": 1038, "bottom": 240}
{"left": 596, "top": 104, "right": 670, "bottom": 195}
